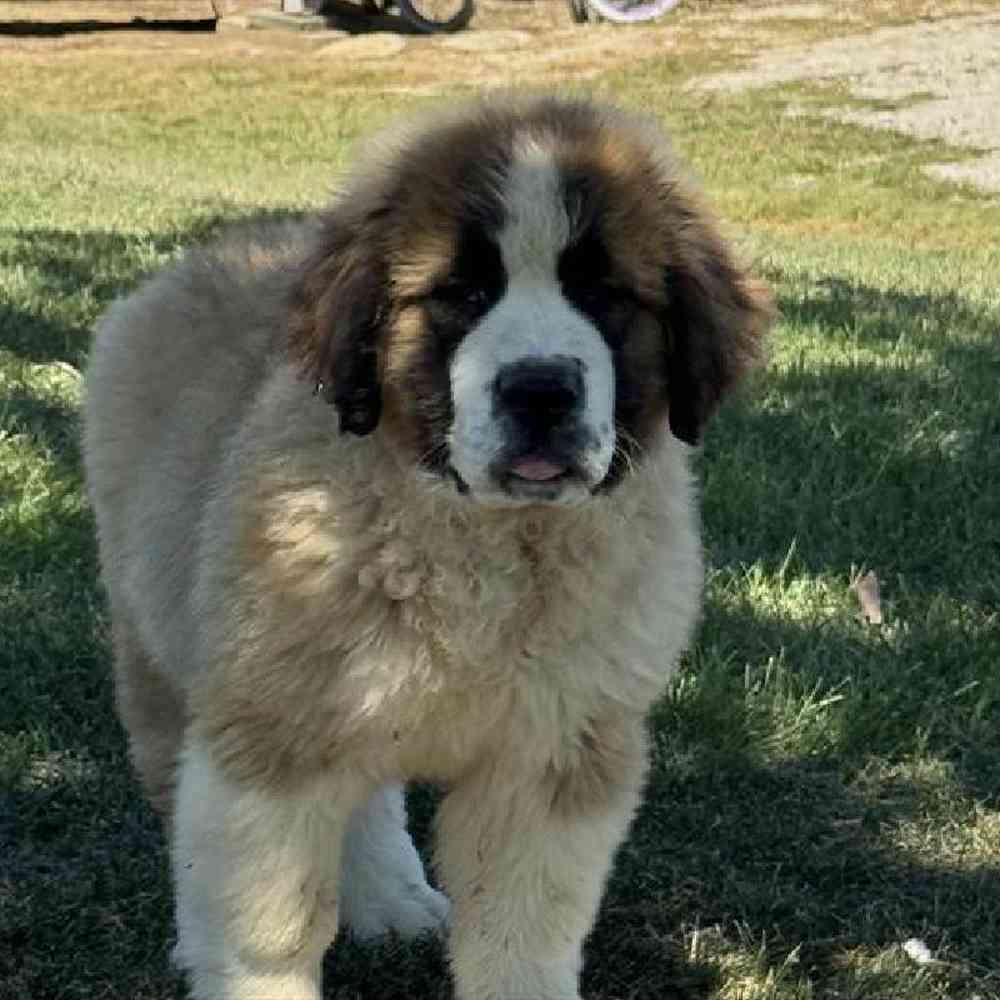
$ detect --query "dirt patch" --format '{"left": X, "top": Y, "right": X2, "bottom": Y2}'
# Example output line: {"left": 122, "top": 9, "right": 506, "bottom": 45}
{"left": 726, "top": 2, "right": 845, "bottom": 19}
{"left": 438, "top": 27, "right": 532, "bottom": 50}
{"left": 695, "top": 10, "right": 1000, "bottom": 191}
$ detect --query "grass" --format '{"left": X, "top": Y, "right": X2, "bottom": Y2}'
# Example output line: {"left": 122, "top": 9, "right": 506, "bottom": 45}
{"left": 2, "top": 3, "right": 999, "bottom": 998}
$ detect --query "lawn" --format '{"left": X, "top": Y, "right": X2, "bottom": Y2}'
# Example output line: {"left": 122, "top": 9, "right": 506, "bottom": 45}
{"left": 1, "top": 3, "right": 999, "bottom": 999}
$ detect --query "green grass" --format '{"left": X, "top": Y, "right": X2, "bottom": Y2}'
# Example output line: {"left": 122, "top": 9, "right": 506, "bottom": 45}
{"left": 2, "top": 7, "right": 999, "bottom": 1000}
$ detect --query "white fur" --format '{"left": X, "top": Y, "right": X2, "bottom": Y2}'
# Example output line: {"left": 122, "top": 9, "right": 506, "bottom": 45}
{"left": 448, "top": 143, "right": 616, "bottom": 506}
{"left": 173, "top": 757, "right": 448, "bottom": 1000}
{"left": 436, "top": 746, "right": 645, "bottom": 1000}
{"left": 448, "top": 288, "right": 615, "bottom": 505}
{"left": 173, "top": 742, "right": 370, "bottom": 1000}
{"left": 497, "top": 138, "right": 572, "bottom": 280}
{"left": 338, "top": 784, "right": 450, "bottom": 940}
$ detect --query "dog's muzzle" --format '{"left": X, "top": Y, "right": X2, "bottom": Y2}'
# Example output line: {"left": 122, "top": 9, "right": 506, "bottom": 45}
{"left": 489, "top": 356, "right": 597, "bottom": 499}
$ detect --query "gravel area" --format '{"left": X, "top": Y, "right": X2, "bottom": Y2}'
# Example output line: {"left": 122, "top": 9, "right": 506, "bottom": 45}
{"left": 695, "top": 11, "right": 1000, "bottom": 192}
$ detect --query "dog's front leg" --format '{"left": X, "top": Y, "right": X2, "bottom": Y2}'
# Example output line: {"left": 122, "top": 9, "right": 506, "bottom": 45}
{"left": 437, "top": 726, "right": 647, "bottom": 1000}
{"left": 172, "top": 738, "right": 371, "bottom": 1000}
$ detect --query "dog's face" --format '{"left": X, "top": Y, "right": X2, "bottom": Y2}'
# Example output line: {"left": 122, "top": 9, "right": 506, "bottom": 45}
{"left": 289, "top": 98, "right": 772, "bottom": 507}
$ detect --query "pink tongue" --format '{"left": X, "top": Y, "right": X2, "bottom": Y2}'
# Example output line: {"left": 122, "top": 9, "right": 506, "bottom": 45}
{"left": 510, "top": 457, "right": 566, "bottom": 481}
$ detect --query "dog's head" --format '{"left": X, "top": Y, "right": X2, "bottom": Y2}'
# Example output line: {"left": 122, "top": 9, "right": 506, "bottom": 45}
{"left": 289, "top": 96, "right": 772, "bottom": 507}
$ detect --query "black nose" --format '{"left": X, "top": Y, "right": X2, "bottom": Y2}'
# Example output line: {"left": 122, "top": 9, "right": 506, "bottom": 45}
{"left": 494, "top": 357, "right": 584, "bottom": 423}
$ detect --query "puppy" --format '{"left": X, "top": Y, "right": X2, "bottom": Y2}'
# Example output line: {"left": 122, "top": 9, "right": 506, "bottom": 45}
{"left": 84, "top": 94, "right": 771, "bottom": 1000}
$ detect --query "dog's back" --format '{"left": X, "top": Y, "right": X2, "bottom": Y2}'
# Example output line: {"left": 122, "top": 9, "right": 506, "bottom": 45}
{"left": 86, "top": 222, "right": 303, "bottom": 649}
{"left": 83, "top": 219, "right": 306, "bottom": 806}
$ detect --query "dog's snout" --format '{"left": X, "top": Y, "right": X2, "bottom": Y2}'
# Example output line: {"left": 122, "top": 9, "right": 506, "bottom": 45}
{"left": 494, "top": 357, "right": 584, "bottom": 422}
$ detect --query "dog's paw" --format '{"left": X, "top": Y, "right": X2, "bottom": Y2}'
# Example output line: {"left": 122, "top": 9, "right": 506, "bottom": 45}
{"left": 341, "top": 872, "right": 450, "bottom": 942}
{"left": 339, "top": 784, "right": 451, "bottom": 942}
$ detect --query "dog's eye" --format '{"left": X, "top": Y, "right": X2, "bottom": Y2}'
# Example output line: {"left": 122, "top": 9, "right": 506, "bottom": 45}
{"left": 568, "top": 281, "right": 634, "bottom": 314}
{"left": 430, "top": 282, "right": 491, "bottom": 315}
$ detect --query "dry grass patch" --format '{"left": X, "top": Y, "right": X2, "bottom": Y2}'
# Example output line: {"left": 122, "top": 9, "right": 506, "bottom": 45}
{"left": 6, "top": 1, "right": 995, "bottom": 97}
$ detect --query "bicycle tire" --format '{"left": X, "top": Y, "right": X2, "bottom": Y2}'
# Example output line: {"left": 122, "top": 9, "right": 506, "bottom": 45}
{"left": 396, "top": 0, "right": 474, "bottom": 32}
{"left": 583, "top": 0, "right": 679, "bottom": 24}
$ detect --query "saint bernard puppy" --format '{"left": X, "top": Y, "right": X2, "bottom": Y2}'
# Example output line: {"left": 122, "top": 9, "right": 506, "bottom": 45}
{"left": 84, "top": 95, "right": 771, "bottom": 1000}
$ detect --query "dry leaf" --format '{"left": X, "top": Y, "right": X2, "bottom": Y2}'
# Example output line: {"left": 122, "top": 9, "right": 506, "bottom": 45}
{"left": 853, "top": 570, "right": 882, "bottom": 624}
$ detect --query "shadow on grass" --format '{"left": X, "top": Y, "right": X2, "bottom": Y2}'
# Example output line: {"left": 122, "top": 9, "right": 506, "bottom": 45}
{"left": 611, "top": 744, "right": 998, "bottom": 997}
{"left": 0, "top": 390, "right": 82, "bottom": 481}
{"left": 703, "top": 273, "right": 1000, "bottom": 604}
{"left": 0, "top": 18, "right": 217, "bottom": 37}
{"left": 0, "top": 213, "right": 299, "bottom": 479}
{"left": 0, "top": 221, "right": 208, "bottom": 483}
{"left": 0, "top": 215, "right": 255, "bottom": 357}
{"left": 0, "top": 303, "right": 85, "bottom": 370}
{"left": 4, "top": 556, "right": 995, "bottom": 997}
{"left": 4, "top": 730, "right": 995, "bottom": 998}
{"left": 694, "top": 273, "right": 1000, "bottom": 796}
{"left": 774, "top": 273, "right": 998, "bottom": 356}
{"left": 318, "top": 0, "right": 454, "bottom": 36}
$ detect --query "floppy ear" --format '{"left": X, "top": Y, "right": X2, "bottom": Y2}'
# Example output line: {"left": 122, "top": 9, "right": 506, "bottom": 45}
{"left": 287, "top": 213, "right": 390, "bottom": 436}
{"left": 662, "top": 214, "right": 773, "bottom": 445}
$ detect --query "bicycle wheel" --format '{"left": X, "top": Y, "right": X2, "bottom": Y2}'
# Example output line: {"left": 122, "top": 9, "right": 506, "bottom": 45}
{"left": 582, "top": 0, "right": 679, "bottom": 24}
{"left": 396, "top": 0, "right": 474, "bottom": 32}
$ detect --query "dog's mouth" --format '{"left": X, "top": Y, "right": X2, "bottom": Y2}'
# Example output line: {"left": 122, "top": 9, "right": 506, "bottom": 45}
{"left": 446, "top": 452, "right": 589, "bottom": 504}
{"left": 507, "top": 455, "right": 569, "bottom": 483}
{"left": 495, "top": 451, "right": 590, "bottom": 502}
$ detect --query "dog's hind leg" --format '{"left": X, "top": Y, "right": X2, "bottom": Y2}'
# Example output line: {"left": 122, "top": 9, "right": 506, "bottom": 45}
{"left": 338, "top": 783, "right": 451, "bottom": 941}
{"left": 111, "top": 615, "right": 186, "bottom": 823}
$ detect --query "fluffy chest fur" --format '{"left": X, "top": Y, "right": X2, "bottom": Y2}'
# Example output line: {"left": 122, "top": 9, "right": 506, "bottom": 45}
{"left": 190, "top": 367, "right": 703, "bottom": 788}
